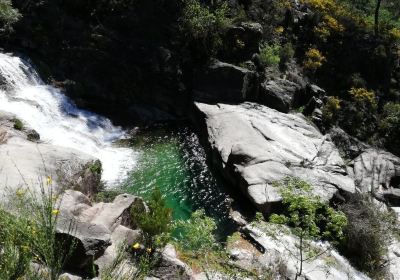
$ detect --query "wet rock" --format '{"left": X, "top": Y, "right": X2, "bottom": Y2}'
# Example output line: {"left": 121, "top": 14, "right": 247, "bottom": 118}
{"left": 194, "top": 102, "right": 355, "bottom": 213}
{"left": 193, "top": 60, "right": 258, "bottom": 103}
{"left": 26, "top": 129, "right": 40, "bottom": 141}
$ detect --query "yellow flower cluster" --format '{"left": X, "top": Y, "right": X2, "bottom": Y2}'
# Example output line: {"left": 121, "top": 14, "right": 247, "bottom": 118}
{"left": 349, "top": 87, "right": 377, "bottom": 107}
{"left": 303, "top": 48, "right": 326, "bottom": 70}
{"left": 275, "top": 26, "right": 285, "bottom": 34}
{"left": 389, "top": 27, "right": 400, "bottom": 41}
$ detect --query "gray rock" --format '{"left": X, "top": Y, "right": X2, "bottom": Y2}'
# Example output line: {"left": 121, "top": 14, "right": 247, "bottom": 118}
{"left": 329, "top": 127, "right": 368, "bottom": 160}
{"left": 150, "top": 244, "right": 194, "bottom": 280}
{"left": 193, "top": 60, "right": 258, "bottom": 103}
{"left": 59, "top": 273, "right": 83, "bottom": 280}
{"left": 56, "top": 190, "right": 144, "bottom": 275}
{"left": 352, "top": 148, "right": 400, "bottom": 205}
{"left": 259, "top": 78, "right": 302, "bottom": 113}
{"left": 194, "top": 102, "right": 355, "bottom": 213}
{"left": 238, "top": 223, "right": 371, "bottom": 280}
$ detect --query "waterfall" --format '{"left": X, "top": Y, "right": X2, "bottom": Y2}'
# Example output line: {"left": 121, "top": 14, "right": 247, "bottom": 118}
{"left": 0, "top": 53, "right": 136, "bottom": 186}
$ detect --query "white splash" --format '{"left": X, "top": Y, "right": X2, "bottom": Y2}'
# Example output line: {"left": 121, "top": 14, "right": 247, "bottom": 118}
{"left": 0, "top": 53, "right": 136, "bottom": 186}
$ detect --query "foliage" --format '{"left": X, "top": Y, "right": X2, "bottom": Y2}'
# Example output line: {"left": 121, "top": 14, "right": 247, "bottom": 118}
{"left": 259, "top": 44, "right": 281, "bottom": 67}
{"left": 270, "top": 177, "right": 347, "bottom": 278}
{"left": 303, "top": 48, "right": 326, "bottom": 70}
{"left": 12, "top": 118, "right": 23, "bottom": 130}
{"left": 322, "top": 96, "right": 341, "bottom": 123}
{"left": 0, "top": 0, "right": 20, "bottom": 32}
{"left": 270, "top": 177, "right": 347, "bottom": 243}
{"left": 181, "top": 0, "right": 231, "bottom": 56}
{"left": 348, "top": 87, "right": 377, "bottom": 108}
{"left": 173, "top": 209, "right": 218, "bottom": 254}
{"left": 279, "top": 42, "right": 295, "bottom": 68}
{"left": 0, "top": 180, "right": 76, "bottom": 280}
{"left": 130, "top": 188, "right": 172, "bottom": 248}
{"left": 379, "top": 102, "right": 400, "bottom": 155}
{"left": 338, "top": 193, "right": 398, "bottom": 278}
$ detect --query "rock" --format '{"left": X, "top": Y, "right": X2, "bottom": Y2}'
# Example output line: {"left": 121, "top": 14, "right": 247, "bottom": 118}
{"left": 329, "top": 127, "right": 368, "bottom": 160}
{"left": 56, "top": 190, "right": 144, "bottom": 276}
{"left": 193, "top": 60, "right": 258, "bottom": 103}
{"left": 223, "top": 22, "right": 263, "bottom": 61}
{"left": 0, "top": 111, "right": 94, "bottom": 197}
{"left": 352, "top": 148, "right": 400, "bottom": 205}
{"left": 59, "top": 273, "right": 83, "bottom": 280}
{"left": 150, "top": 244, "right": 194, "bottom": 280}
{"left": 193, "top": 102, "right": 355, "bottom": 213}
{"left": 26, "top": 129, "right": 40, "bottom": 141}
{"left": 388, "top": 241, "right": 400, "bottom": 280}
{"left": 259, "top": 78, "right": 303, "bottom": 113}
{"left": 238, "top": 223, "right": 370, "bottom": 280}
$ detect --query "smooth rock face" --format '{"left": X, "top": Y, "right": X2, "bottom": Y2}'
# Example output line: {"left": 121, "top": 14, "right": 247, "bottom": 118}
{"left": 194, "top": 102, "right": 355, "bottom": 212}
{"left": 193, "top": 60, "right": 258, "bottom": 103}
{"left": 239, "top": 224, "right": 370, "bottom": 280}
{"left": 0, "top": 111, "right": 93, "bottom": 196}
{"left": 352, "top": 148, "right": 400, "bottom": 205}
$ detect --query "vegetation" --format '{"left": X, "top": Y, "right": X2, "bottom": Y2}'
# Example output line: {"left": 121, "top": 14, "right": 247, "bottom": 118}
{"left": 0, "top": 180, "right": 76, "bottom": 280}
{"left": 338, "top": 193, "right": 399, "bottom": 278}
{"left": 379, "top": 102, "right": 400, "bottom": 155}
{"left": 12, "top": 118, "right": 23, "bottom": 130}
{"left": 0, "top": 0, "right": 20, "bottom": 32}
{"left": 269, "top": 177, "right": 347, "bottom": 279}
{"left": 259, "top": 44, "right": 281, "bottom": 67}
{"left": 130, "top": 188, "right": 172, "bottom": 249}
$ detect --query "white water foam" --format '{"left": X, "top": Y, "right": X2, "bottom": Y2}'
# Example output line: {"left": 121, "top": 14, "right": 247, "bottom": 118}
{"left": 0, "top": 53, "right": 136, "bottom": 186}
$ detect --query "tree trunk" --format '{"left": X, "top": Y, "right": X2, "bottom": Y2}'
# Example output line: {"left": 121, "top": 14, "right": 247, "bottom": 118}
{"left": 375, "top": 0, "right": 382, "bottom": 36}
{"left": 295, "top": 232, "right": 304, "bottom": 280}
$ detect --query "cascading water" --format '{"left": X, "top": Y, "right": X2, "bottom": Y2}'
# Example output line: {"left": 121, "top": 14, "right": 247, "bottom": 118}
{"left": 0, "top": 53, "right": 136, "bottom": 185}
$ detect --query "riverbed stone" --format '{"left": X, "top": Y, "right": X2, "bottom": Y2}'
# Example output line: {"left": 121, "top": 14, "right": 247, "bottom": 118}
{"left": 194, "top": 102, "right": 355, "bottom": 213}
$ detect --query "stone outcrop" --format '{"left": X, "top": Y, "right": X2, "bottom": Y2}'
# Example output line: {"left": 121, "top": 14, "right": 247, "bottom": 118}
{"left": 0, "top": 111, "right": 93, "bottom": 196}
{"left": 193, "top": 102, "right": 355, "bottom": 213}
{"left": 351, "top": 149, "right": 400, "bottom": 205}
{"left": 56, "top": 190, "right": 144, "bottom": 275}
{"left": 193, "top": 60, "right": 258, "bottom": 103}
{"left": 234, "top": 223, "right": 370, "bottom": 280}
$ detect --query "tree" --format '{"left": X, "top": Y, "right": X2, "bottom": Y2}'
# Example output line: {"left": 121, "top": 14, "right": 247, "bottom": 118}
{"left": 375, "top": 0, "right": 382, "bottom": 35}
{"left": 0, "top": 0, "right": 20, "bottom": 32}
{"left": 269, "top": 177, "right": 347, "bottom": 279}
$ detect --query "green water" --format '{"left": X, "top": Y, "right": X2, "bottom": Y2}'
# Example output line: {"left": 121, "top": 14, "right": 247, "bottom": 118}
{"left": 123, "top": 126, "right": 234, "bottom": 233}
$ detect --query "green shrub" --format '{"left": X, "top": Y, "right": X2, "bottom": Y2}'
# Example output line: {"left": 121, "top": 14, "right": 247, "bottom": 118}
{"left": 338, "top": 193, "right": 398, "bottom": 278}
{"left": 279, "top": 42, "right": 295, "bottom": 68}
{"left": 181, "top": 0, "right": 230, "bottom": 56}
{"left": 259, "top": 44, "right": 281, "bottom": 67}
{"left": 0, "top": 0, "right": 20, "bottom": 32}
{"left": 130, "top": 188, "right": 172, "bottom": 248}
{"left": 13, "top": 118, "right": 23, "bottom": 130}
{"left": 173, "top": 209, "right": 218, "bottom": 254}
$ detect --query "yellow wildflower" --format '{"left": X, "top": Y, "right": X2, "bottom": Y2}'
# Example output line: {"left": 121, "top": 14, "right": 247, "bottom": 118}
{"left": 146, "top": 248, "right": 152, "bottom": 253}
{"left": 52, "top": 209, "right": 60, "bottom": 215}
{"left": 275, "top": 26, "right": 284, "bottom": 34}
{"left": 16, "top": 188, "right": 26, "bottom": 198}
{"left": 46, "top": 176, "right": 52, "bottom": 186}
{"left": 132, "top": 243, "right": 140, "bottom": 250}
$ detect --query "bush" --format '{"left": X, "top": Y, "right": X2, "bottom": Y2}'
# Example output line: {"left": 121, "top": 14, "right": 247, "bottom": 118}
{"left": 338, "top": 193, "right": 398, "bottom": 278}
{"left": 259, "top": 44, "right": 281, "bottom": 67}
{"left": 130, "top": 188, "right": 172, "bottom": 248}
{"left": 181, "top": 0, "right": 230, "bottom": 56}
{"left": 322, "top": 96, "right": 341, "bottom": 123}
{"left": 173, "top": 209, "right": 218, "bottom": 254}
{"left": 303, "top": 47, "right": 326, "bottom": 71}
{"left": 13, "top": 118, "right": 23, "bottom": 130}
{"left": 379, "top": 102, "right": 400, "bottom": 156}
{"left": 0, "top": 0, "right": 20, "bottom": 32}
{"left": 279, "top": 42, "right": 295, "bottom": 68}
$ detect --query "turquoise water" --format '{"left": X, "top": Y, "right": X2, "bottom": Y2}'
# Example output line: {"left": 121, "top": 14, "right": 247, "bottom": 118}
{"left": 123, "top": 126, "right": 234, "bottom": 234}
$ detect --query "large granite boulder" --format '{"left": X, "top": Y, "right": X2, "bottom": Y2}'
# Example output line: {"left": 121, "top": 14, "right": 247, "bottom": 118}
{"left": 194, "top": 102, "right": 355, "bottom": 213}
{"left": 193, "top": 60, "right": 258, "bottom": 103}
{"left": 351, "top": 149, "right": 400, "bottom": 205}
{"left": 56, "top": 190, "right": 144, "bottom": 276}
